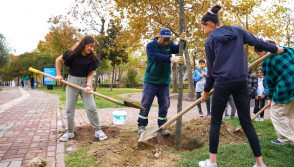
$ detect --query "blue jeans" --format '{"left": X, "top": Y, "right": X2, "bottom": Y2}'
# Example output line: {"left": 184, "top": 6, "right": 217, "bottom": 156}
{"left": 137, "top": 82, "right": 170, "bottom": 127}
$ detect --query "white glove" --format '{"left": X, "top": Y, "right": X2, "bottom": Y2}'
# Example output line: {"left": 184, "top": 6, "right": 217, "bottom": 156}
{"left": 170, "top": 56, "right": 184, "bottom": 64}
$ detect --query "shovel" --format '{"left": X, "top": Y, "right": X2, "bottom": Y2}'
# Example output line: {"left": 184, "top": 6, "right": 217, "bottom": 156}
{"left": 28, "top": 67, "right": 145, "bottom": 111}
{"left": 138, "top": 52, "right": 275, "bottom": 143}
{"left": 234, "top": 103, "right": 270, "bottom": 132}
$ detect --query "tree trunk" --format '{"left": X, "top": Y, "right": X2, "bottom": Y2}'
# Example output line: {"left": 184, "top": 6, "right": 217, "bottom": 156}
{"left": 172, "top": 62, "right": 178, "bottom": 93}
{"left": 94, "top": 18, "right": 105, "bottom": 92}
{"left": 184, "top": 43, "right": 194, "bottom": 99}
{"left": 111, "top": 64, "right": 115, "bottom": 91}
{"left": 175, "top": 0, "right": 185, "bottom": 151}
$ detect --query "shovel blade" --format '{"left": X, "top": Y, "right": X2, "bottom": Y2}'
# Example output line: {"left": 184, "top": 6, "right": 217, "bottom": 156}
{"left": 234, "top": 126, "right": 242, "bottom": 133}
{"left": 138, "top": 127, "right": 160, "bottom": 143}
{"left": 123, "top": 101, "right": 146, "bottom": 111}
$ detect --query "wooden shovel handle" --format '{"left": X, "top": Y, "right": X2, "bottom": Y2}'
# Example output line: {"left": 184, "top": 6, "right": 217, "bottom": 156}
{"left": 251, "top": 104, "right": 271, "bottom": 120}
{"left": 161, "top": 90, "right": 214, "bottom": 129}
{"left": 28, "top": 67, "right": 122, "bottom": 105}
{"left": 161, "top": 52, "right": 276, "bottom": 130}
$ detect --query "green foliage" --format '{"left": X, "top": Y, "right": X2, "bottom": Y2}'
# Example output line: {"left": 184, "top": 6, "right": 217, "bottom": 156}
{"left": 0, "top": 52, "right": 55, "bottom": 81}
{"left": 99, "top": 20, "right": 129, "bottom": 66}
{"left": 0, "top": 34, "right": 10, "bottom": 68}
{"left": 127, "top": 69, "right": 139, "bottom": 88}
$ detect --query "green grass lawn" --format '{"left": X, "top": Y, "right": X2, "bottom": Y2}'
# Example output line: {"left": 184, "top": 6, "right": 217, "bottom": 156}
{"left": 36, "top": 86, "right": 143, "bottom": 109}
{"left": 177, "top": 119, "right": 294, "bottom": 167}
{"left": 36, "top": 86, "right": 188, "bottom": 109}
{"left": 65, "top": 146, "right": 100, "bottom": 167}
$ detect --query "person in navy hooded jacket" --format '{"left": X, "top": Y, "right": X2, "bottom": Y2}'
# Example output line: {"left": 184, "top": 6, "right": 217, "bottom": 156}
{"left": 137, "top": 29, "right": 186, "bottom": 136}
{"left": 198, "top": 4, "right": 284, "bottom": 167}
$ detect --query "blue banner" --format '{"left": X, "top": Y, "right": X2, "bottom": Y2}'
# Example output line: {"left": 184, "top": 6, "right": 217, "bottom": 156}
{"left": 43, "top": 67, "right": 57, "bottom": 86}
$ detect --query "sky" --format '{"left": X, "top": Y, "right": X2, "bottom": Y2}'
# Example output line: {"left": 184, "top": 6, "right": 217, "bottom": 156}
{"left": 0, "top": 0, "right": 75, "bottom": 55}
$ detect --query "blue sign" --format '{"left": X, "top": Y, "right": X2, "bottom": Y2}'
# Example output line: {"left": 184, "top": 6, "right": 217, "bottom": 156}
{"left": 43, "top": 67, "right": 57, "bottom": 86}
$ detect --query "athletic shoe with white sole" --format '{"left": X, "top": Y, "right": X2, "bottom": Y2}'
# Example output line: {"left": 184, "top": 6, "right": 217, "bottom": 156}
{"left": 260, "top": 118, "right": 264, "bottom": 122}
{"left": 95, "top": 130, "right": 108, "bottom": 141}
{"left": 199, "top": 159, "right": 217, "bottom": 167}
{"left": 161, "top": 129, "right": 171, "bottom": 136}
{"left": 137, "top": 126, "right": 146, "bottom": 135}
{"left": 253, "top": 163, "right": 267, "bottom": 167}
{"left": 271, "top": 139, "right": 284, "bottom": 145}
{"left": 59, "top": 132, "right": 74, "bottom": 142}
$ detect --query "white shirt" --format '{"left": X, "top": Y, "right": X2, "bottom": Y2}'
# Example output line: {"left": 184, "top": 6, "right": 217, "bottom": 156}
{"left": 257, "top": 77, "right": 264, "bottom": 96}
{"left": 195, "top": 69, "right": 206, "bottom": 93}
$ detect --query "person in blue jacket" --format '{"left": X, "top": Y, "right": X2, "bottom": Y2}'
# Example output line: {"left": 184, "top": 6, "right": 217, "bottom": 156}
{"left": 193, "top": 58, "right": 210, "bottom": 117}
{"left": 253, "top": 68, "right": 268, "bottom": 122}
{"left": 137, "top": 29, "right": 186, "bottom": 136}
{"left": 198, "top": 4, "right": 284, "bottom": 167}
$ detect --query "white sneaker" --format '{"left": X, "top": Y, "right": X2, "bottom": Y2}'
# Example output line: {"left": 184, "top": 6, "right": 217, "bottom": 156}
{"left": 59, "top": 132, "right": 74, "bottom": 142}
{"left": 199, "top": 159, "right": 217, "bottom": 167}
{"left": 253, "top": 163, "right": 267, "bottom": 167}
{"left": 225, "top": 116, "right": 230, "bottom": 119}
{"left": 95, "top": 130, "right": 108, "bottom": 141}
{"left": 260, "top": 118, "right": 264, "bottom": 122}
{"left": 255, "top": 117, "right": 259, "bottom": 121}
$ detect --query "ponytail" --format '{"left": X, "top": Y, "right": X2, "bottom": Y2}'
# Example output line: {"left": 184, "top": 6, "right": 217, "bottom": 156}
{"left": 201, "top": 5, "right": 222, "bottom": 26}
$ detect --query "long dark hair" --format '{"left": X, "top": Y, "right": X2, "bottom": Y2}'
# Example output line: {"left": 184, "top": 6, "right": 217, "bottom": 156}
{"left": 201, "top": 5, "right": 222, "bottom": 26}
{"left": 68, "top": 35, "right": 97, "bottom": 62}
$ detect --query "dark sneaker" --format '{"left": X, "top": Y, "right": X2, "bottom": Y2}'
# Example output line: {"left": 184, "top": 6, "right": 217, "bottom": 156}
{"left": 137, "top": 126, "right": 146, "bottom": 135}
{"left": 199, "top": 112, "right": 204, "bottom": 117}
{"left": 271, "top": 139, "right": 284, "bottom": 145}
{"left": 161, "top": 129, "right": 171, "bottom": 136}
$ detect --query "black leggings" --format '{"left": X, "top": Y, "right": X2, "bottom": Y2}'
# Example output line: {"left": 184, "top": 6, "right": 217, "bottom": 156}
{"left": 209, "top": 81, "right": 262, "bottom": 157}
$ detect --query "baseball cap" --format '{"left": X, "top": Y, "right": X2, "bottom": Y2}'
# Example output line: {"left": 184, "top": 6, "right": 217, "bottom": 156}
{"left": 159, "top": 29, "right": 172, "bottom": 38}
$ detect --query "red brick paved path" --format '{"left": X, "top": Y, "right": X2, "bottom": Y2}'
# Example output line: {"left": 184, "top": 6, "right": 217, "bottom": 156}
{"left": 0, "top": 87, "right": 64, "bottom": 167}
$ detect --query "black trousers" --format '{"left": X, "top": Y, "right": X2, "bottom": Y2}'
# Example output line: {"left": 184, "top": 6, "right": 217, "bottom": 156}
{"left": 209, "top": 81, "right": 262, "bottom": 157}
{"left": 254, "top": 98, "right": 266, "bottom": 118}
